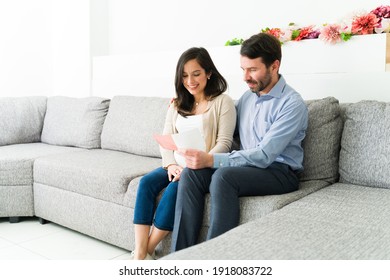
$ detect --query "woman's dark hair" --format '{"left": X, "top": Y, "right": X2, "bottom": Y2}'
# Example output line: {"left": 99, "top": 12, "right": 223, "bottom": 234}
{"left": 240, "top": 33, "right": 282, "bottom": 68}
{"left": 174, "top": 47, "right": 228, "bottom": 116}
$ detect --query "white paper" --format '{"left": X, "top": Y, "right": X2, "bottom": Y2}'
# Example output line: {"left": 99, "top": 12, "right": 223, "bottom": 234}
{"left": 171, "top": 128, "right": 206, "bottom": 151}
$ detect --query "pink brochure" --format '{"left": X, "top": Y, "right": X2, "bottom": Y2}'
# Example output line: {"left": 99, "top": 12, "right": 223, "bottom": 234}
{"left": 153, "top": 134, "right": 178, "bottom": 151}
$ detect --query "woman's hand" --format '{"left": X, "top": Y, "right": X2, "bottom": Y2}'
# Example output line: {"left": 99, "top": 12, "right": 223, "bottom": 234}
{"left": 167, "top": 164, "right": 183, "bottom": 182}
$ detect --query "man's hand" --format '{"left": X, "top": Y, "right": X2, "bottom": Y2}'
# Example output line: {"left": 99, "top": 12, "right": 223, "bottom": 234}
{"left": 178, "top": 148, "right": 214, "bottom": 169}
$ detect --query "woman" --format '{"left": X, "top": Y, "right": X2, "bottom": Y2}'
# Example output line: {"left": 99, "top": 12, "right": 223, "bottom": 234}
{"left": 132, "top": 47, "right": 236, "bottom": 260}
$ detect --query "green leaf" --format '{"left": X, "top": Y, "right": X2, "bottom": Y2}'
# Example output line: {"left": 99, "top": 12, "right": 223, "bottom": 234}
{"left": 291, "top": 30, "right": 301, "bottom": 40}
{"left": 225, "top": 38, "right": 243, "bottom": 46}
{"left": 340, "top": 32, "right": 352, "bottom": 42}
{"left": 261, "top": 27, "right": 270, "bottom": 33}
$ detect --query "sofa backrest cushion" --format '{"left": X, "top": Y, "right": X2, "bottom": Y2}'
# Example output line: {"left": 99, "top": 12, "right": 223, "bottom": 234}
{"left": 41, "top": 96, "right": 110, "bottom": 149}
{"left": 0, "top": 96, "right": 47, "bottom": 146}
{"left": 339, "top": 100, "right": 390, "bottom": 189}
{"left": 101, "top": 96, "right": 170, "bottom": 157}
{"left": 299, "top": 97, "right": 343, "bottom": 183}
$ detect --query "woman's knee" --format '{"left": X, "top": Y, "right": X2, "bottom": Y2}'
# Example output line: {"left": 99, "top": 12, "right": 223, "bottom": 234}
{"left": 138, "top": 168, "right": 167, "bottom": 194}
{"left": 140, "top": 168, "right": 164, "bottom": 185}
{"left": 162, "top": 182, "right": 179, "bottom": 200}
{"left": 138, "top": 176, "right": 155, "bottom": 194}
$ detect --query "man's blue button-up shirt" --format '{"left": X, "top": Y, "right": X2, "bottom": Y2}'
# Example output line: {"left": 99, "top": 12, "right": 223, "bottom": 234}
{"left": 214, "top": 75, "right": 308, "bottom": 172}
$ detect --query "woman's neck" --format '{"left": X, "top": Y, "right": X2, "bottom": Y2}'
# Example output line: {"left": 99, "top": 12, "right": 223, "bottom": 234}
{"left": 194, "top": 95, "right": 207, "bottom": 105}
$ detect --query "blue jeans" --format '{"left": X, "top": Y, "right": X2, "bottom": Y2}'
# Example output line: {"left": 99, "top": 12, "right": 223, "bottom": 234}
{"left": 133, "top": 167, "right": 178, "bottom": 231}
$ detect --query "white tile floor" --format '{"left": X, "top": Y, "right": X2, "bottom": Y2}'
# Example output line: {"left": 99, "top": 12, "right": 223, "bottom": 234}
{"left": 0, "top": 217, "right": 133, "bottom": 260}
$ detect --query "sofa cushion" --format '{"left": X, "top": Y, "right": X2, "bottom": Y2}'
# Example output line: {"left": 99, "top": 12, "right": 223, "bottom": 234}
{"left": 33, "top": 149, "right": 162, "bottom": 205}
{"left": 163, "top": 183, "right": 390, "bottom": 260}
{"left": 33, "top": 182, "right": 135, "bottom": 251}
{"left": 193, "top": 180, "right": 329, "bottom": 228}
{"left": 41, "top": 96, "right": 110, "bottom": 149}
{"left": 0, "top": 96, "right": 46, "bottom": 146}
{"left": 299, "top": 97, "right": 343, "bottom": 183}
{"left": 0, "top": 185, "right": 34, "bottom": 217}
{"left": 101, "top": 96, "right": 170, "bottom": 157}
{"left": 339, "top": 101, "right": 390, "bottom": 189}
{"left": 0, "top": 143, "right": 82, "bottom": 186}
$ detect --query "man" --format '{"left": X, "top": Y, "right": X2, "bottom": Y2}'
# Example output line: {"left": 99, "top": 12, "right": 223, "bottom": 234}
{"left": 171, "top": 33, "right": 308, "bottom": 252}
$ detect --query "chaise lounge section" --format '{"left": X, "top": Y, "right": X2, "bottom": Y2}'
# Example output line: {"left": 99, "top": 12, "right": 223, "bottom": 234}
{"left": 0, "top": 97, "right": 84, "bottom": 222}
{"left": 163, "top": 101, "right": 390, "bottom": 259}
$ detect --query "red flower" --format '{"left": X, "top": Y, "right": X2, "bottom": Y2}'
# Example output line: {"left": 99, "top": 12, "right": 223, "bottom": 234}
{"left": 263, "top": 28, "right": 284, "bottom": 39}
{"left": 351, "top": 13, "right": 380, "bottom": 35}
{"left": 293, "top": 25, "right": 320, "bottom": 41}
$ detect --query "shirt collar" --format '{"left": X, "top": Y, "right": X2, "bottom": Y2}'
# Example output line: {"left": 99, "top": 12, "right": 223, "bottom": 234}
{"left": 259, "top": 74, "right": 286, "bottom": 99}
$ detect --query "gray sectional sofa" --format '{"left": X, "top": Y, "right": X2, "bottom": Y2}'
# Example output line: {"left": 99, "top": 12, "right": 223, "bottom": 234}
{"left": 164, "top": 101, "right": 390, "bottom": 260}
{"left": 1, "top": 95, "right": 389, "bottom": 259}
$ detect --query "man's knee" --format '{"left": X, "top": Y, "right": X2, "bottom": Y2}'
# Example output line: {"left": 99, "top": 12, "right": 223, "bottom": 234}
{"left": 177, "top": 168, "right": 197, "bottom": 194}
{"left": 210, "top": 168, "right": 237, "bottom": 193}
{"left": 179, "top": 167, "right": 191, "bottom": 179}
{"left": 211, "top": 167, "right": 235, "bottom": 183}
{"left": 179, "top": 168, "right": 214, "bottom": 195}
{"left": 180, "top": 168, "right": 205, "bottom": 184}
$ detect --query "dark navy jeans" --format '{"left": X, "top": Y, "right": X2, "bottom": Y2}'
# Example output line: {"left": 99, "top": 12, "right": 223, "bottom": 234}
{"left": 133, "top": 167, "right": 178, "bottom": 231}
{"left": 171, "top": 162, "right": 299, "bottom": 252}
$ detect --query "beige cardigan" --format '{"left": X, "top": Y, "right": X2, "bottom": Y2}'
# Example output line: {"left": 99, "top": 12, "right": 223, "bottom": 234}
{"left": 161, "top": 93, "right": 236, "bottom": 168}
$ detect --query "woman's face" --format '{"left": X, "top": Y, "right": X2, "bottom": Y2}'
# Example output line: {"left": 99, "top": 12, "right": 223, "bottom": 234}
{"left": 182, "top": 59, "right": 209, "bottom": 98}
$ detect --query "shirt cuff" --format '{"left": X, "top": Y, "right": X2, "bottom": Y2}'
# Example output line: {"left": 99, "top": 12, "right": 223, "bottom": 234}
{"left": 213, "top": 153, "right": 230, "bottom": 168}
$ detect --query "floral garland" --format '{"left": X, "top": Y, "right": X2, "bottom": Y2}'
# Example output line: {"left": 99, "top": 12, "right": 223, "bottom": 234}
{"left": 225, "top": 5, "right": 390, "bottom": 45}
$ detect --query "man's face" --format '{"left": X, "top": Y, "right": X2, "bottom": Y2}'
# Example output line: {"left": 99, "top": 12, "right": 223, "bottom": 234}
{"left": 240, "top": 56, "right": 274, "bottom": 94}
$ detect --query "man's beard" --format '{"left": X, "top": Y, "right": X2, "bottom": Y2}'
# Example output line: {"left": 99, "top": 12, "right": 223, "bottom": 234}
{"left": 248, "top": 70, "right": 272, "bottom": 94}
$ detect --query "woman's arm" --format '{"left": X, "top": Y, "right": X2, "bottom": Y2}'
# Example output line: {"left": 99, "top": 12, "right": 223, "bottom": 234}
{"left": 208, "top": 94, "right": 237, "bottom": 154}
{"left": 160, "top": 101, "right": 179, "bottom": 168}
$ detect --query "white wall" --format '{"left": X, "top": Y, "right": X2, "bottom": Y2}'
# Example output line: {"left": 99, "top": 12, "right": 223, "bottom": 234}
{"left": 0, "top": 0, "right": 107, "bottom": 98}
{"left": 0, "top": 0, "right": 388, "bottom": 100}
{"left": 0, "top": 0, "right": 51, "bottom": 97}
{"left": 96, "top": 0, "right": 390, "bottom": 103}
{"left": 93, "top": 34, "right": 390, "bottom": 103}
{"left": 50, "top": 0, "right": 91, "bottom": 97}
{"left": 108, "top": 0, "right": 385, "bottom": 54}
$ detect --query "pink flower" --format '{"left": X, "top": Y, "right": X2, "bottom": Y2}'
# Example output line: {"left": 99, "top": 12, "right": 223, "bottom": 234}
{"left": 238, "top": 5, "right": 390, "bottom": 48}
{"left": 375, "top": 18, "right": 390, "bottom": 33}
{"left": 371, "top": 5, "right": 390, "bottom": 33}
{"left": 371, "top": 5, "right": 390, "bottom": 19}
{"left": 351, "top": 13, "right": 380, "bottom": 35}
{"left": 279, "top": 29, "right": 292, "bottom": 43}
{"left": 319, "top": 24, "right": 343, "bottom": 44}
